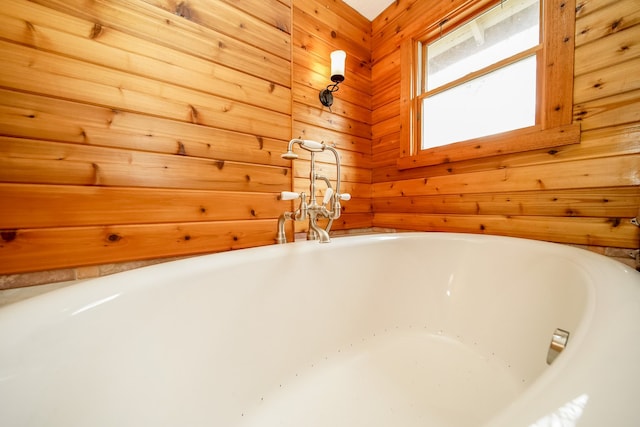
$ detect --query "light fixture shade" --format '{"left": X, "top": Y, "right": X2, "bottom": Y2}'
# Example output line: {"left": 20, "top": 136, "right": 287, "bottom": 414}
{"left": 330, "top": 50, "right": 346, "bottom": 83}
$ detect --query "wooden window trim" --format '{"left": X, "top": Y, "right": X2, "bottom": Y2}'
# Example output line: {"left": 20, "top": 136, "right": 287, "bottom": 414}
{"left": 398, "top": 0, "right": 579, "bottom": 170}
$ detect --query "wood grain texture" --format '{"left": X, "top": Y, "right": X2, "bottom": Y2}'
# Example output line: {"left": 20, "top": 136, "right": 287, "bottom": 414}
{"left": 30, "top": 0, "right": 291, "bottom": 86}
{"left": 291, "top": 0, "right": 373, "bottom": 237}
{"left": 2, "top": 0, "right": 638, "bottom": 284}
{"left": 0, "top": 137, "right": 290, "bottom": 192}
{"left": 0, "top": 0, "right": 295, "bottom": 278}
{"left": 0, "top": 184, "right": 284, "bottom": 228}
{"left": 371, "top": 0, "right": 640, "bottom": 251}
{"left": 373, "top": 213, "right": 638, "bottom": 249}
{"left": 0, "top": 220, "right": 278, "bottom": 274}
{"left": 0, "top": 90, "right": 289, "bottom": 167}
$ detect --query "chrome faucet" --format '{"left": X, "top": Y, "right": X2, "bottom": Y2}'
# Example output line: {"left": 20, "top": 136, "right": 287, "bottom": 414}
{"left": 277, "top": 139, "right": 351, "bottom": 244}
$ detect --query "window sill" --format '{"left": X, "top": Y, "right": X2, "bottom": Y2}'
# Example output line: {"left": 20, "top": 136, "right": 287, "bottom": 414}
{"left": 397, "top": 123, "right": 581, "bottom": 170}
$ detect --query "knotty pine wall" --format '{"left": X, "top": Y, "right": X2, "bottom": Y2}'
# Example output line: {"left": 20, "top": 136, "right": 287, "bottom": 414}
{"left": 2, "top": 0, "right": 638, "bottom": 290}
{"left": 371, "top": 0, "right": 640, "bottom": 255}
{"left": 0, "top": 0, "right": 374, "bottom": 289}
{"left": 291, "top": 0, "right": 372, "bottom": 235}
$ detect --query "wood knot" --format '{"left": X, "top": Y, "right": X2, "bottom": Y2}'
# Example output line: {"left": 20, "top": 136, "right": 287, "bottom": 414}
{"left": 610, "top": 19, "right": 622, "bottom": 31}
{"left": 175, "top": 3, "right": 193, "bottom": 20}
{"left": 1, "top": 230, "right": 17, "bottom": 243}
{"left": 107, "top": 233, "right": 122, "bottom": 243}
{"left": 177, "top": 141, "right": 186, "bottom": 155}
{"left": 90, "top": 23, "right": 103, "bottom": 39}
{"left": 189, "top": 105, "right": 199, "bottom": 123}
{"left": 607, "top": 218, "right": 621, "bottom": 228}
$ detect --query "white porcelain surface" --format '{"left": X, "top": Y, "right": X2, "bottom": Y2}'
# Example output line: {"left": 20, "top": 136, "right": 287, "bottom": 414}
{"left": 0, "top": 233, "right": 639, "bottom": 426}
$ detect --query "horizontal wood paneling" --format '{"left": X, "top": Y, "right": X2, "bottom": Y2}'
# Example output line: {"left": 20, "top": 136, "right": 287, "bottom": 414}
{"left": 291, "top": 0, "right": 373, "bottom": 234}
{"left": 373, "top": 213, "right": 637, "bottom": 248}
{"left": 0, "top": 90, "right": 289, "bottom": 167}
{"left": 372, "top": 156, "right": 640, "bottom": 197}
{"left": 1, "top": 220, "right": 278, "bottom": 274}
{"left": 293, "top": 122, "right": 371, "bottom": 157}
{"left": 373, "top": 188, "right": 640, "bottom": 217}
{"left": 575, "top": 0, "right": 640, "bottom": 47}
{"left": 0, "top": 138, "right": 290, "bottom": 192}
{"left": 219, "top": 0, "right": 291, "bottom": 33}
{"left": 4, "top": 0, "right": 637, "bottom": 283}
{"left": 374, "top": 123, "right": 640, "bottom": 182}
{"left": 574, "top": 57, "right": 640, "bottom": 103}
{"left": 574, "top": 23, "right": 640, "bottom": 76}
{"left": 30, "top": 0, "right": 291, "bottom": 85}
{"left": 371, "top": 0, "right": 640, "bottom": 251}
{"left": 0, "top": 40, "right": 290, "bottom": 140}
{"left": 139, "top": 0, "right": 292, "bottom": 60}
{"left": 0, "top": 184, "right": 284, "bottom": 228}
{"left": 0, "top": 0, "right": 295, "bottom": 277}
{"left": 0, "top": 1, "right": 291, "bottom": 114}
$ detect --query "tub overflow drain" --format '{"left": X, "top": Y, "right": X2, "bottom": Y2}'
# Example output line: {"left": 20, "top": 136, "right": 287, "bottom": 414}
{"left": 547, "top": 328, "right": 570, "bottom": 365}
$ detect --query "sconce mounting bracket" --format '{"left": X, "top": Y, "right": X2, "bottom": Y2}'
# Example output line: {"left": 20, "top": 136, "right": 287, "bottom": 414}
{"left": 319, "top": 88, "right": 334, "bottom": 107}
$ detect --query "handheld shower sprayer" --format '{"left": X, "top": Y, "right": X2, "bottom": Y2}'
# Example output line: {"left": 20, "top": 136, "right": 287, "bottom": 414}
{"left": 277, "top": 138, "right": 350, "bottom": 244}
{"left": 281, "top": 139, "right": 325, "bottom": 160}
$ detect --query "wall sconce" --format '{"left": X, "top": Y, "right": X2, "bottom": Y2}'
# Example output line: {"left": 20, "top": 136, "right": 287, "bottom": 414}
{"left": 319, "top": 50, "right": 346, "bottom": 108}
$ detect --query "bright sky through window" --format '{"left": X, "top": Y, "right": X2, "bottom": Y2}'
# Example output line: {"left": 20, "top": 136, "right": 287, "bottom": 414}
{"left": 420, "top": 0, "right": 540, "bottom": 149}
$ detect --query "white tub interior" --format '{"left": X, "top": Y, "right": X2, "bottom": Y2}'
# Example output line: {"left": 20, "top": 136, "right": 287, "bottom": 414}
{"left": 0, "top": 232, "right": 638, "bottom": 426}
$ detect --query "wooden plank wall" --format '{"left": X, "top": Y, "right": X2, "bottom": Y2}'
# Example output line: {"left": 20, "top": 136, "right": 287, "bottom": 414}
{"left": 2, "top": 0, "right": 636, "bottom": 287}
{"left": 291, "top": 0, "right": 373, "bottom": 234}
{"left": 0, "top": 0, "right": 295, "bottom": 280}
{"left": 371, "top": 0, "right": 640, "bottom": 252}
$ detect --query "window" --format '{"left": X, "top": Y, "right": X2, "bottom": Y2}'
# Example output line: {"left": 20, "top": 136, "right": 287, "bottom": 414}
{"left": 421, "top": 0, "right": 540, "bottom": 148}
{"left": 399, "top": 0, "right": 579, "bottom": 169}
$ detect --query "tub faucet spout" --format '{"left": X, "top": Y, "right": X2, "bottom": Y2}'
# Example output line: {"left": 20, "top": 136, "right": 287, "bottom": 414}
{"left": 276, "top": 212, "right": 293, "bottom": 244}
{"left": 277, "top": 139, "right": 349, "bottom": 244}
{"left": 308, "top": 213, "right": 331, "bottom": 243}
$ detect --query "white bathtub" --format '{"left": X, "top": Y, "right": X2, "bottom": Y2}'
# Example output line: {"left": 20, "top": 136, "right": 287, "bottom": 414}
{"left": 1, "top": 232, "right": 639, "bottom": 426}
